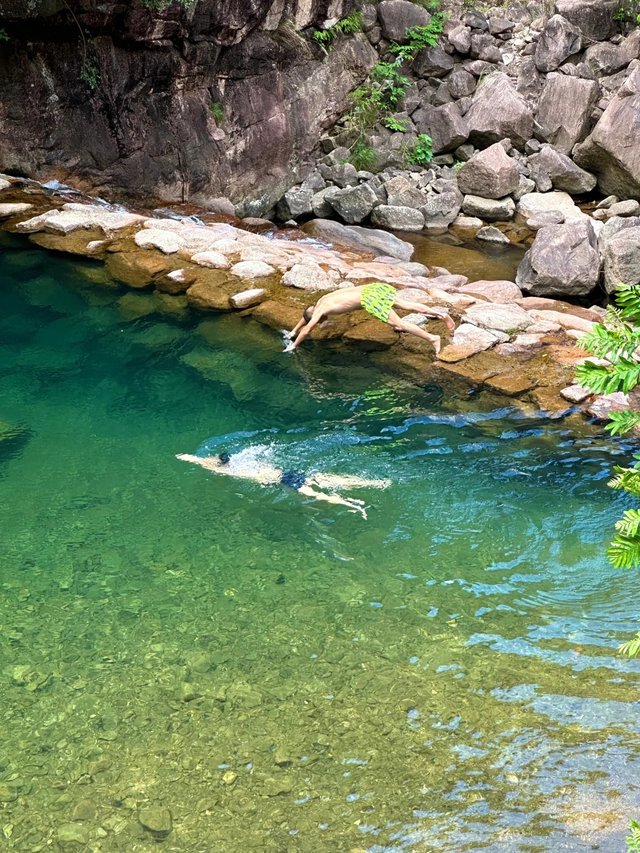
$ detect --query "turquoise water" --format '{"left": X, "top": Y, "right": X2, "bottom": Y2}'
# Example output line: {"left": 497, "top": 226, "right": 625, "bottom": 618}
{"left": 1, "top": 235, "right": 639, "bottom": 852}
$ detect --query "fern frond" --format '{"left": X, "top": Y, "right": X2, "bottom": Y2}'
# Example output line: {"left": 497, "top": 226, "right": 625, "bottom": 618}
{"left": 607, "top": 532, "right": 640, "bottom": 568}
{"left": 626, "top": 819, "right": 640, "bottom": 853}
{"left": 615, "top": 284, "right": 640, "bottom": 320}
{"left": 608, "top": 466, "right": 640, "bottom": 497}
{"left": 605, "top": 410, "right": 640, "bottom": 436}
{"left": 614, "top": 508, "right": 640, "bottom": 538}
{"left": 619, "top": 633, "right": 640, "bottom": 658}
{"left": 578, "top": 321, "right": 637, "bottom": 360}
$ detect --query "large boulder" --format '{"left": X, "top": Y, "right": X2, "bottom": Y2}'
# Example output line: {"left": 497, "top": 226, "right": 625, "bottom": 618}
{"left": 377, "top": 0, "right": 432, "bottom": 41}
{"left": 536, "top": 73, "right": 600, "bottom": 155}
{"left": 412, "top": 103, "right": 469, "bottom": 154}
{"left": 301, "top": 219, "right": 414, "bottom": 260}
{"left": 554, "top": 0, "right": 619, "bottom": 41}
{"left": 461, "top": 195, "right": 516, "bottom": 221}
{"left": 413, "top": 45, "right": 455, "bottom": 78}
{"left": 584, "top": 32, "right": 640, "bottom": 77}
{"left": 602, "top": 226, "right": 640, "bottom": 293}
{"left": 370, "top": 205, "right": 425, "bottom": 231}
{"left": 573, "top": 63, "right": 640, "bottom": 200}
{"left": 329, "top": 183, "right": 379, "bottom": 224}
{"left": 457, "top": 142, "right": 520, "bottom": 199}
{"left": 517, "top": 191, "right": 586, "bottom": 222}
{"left": 383, "top": 175, "right": 425, "bottom": 209}
{"left": 421, "top": 184, "right": 463, "bottom": 229}
{"left": 516, "top": 220, "right": 600, "bottom": 296}
{"left": 528, "top": 145, "right": 597, "bottom": 194}
{"left": 463, "top": 302, "right": 533, "bottom": 333}
{"left": 534, "top": 15, "right": 582, "bottom": 73}
{"left": 465, "top": 73, "right": 534, "bottom": 150}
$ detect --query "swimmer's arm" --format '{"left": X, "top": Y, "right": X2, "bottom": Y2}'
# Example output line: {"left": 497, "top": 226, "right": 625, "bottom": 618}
{"left": 298, "top": 484, "right": 368, "bottom": 519}
{"left": 176, "top": 453, "right": 224, "bottom": 474}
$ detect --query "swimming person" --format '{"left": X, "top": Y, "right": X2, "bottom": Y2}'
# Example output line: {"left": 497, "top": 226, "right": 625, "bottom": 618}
{"left": 284, "top": 282, "right": 455, "bottom": 353}
{"left": 176, "top": 450, "right": 391, "bottom": 519}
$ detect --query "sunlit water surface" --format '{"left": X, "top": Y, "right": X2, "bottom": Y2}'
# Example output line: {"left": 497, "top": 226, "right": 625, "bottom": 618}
{"left": 0, "top": 235, "right": 639, "bottom": 852}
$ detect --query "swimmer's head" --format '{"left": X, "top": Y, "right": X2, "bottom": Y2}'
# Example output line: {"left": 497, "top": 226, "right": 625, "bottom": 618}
{"left": 303, "top": 306, "right": 314, "bottom": 323}
{"left": 218, "top": 451, "right": 231, "bottom": 465}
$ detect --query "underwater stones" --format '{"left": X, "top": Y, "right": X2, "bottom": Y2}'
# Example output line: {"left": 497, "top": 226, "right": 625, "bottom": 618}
{"left": 57, "top": 823, "right": 90, "bottom": 845}
{"left": 0, "top": 784, "right": 18, "bottom": 803}
{"left": 138, "top": 806, "right": 172, "bottom": 841}
{"left": 0, "top": 202, "right": 33, "bottom": 218}
{"left": 16, "top": 203, "right": 144, "bottom": 234}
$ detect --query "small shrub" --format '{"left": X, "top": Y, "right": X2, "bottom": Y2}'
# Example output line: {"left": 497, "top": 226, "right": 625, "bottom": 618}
{"left": 453, "top": 161, "right": 464, "bottom": 171}
{"left": 210, "top": 101, "right": 224, "bottom": 123}
{"left": 313, "top": 12, "right": 362, "bottom": 47}
{"left": 383, "top": 115, "right": 409, "bottom": 132}
{"left": 80, "top": 58, "right": 100, "bottom": 90}
{"left": 143, "top": 0, "right": 195, "bottom": 10}
{"left": 349, "top": 142, "right": 376, "bottom": 171}
{"left": 404, "top": 133, "right": 433, "bottom": 165}
{"left": 389, "top": 15, "right": 447, "bottom": 62}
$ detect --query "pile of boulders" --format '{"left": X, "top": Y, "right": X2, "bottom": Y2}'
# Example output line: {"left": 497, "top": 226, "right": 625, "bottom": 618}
{"left": 267, "top": 0, "right": 640, "bottom": 301}
{"left": 1, "top": 178, "right": 631, "bottom": 422}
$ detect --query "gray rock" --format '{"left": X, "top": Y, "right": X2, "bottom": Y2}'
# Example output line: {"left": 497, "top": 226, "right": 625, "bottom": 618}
{"left": 461, "top": 279, "right": 522, "bottom": 302}
{"left": 536, "top": 73, "right": 600, "bottom": 155}
{"left": 461, "top": 195, "right": 516, "bottom": 221}
{"left": 326, "top": 162, "right": 359, "bottom": 188}
{"left": 607, "top": 200, "right": 640, "bottom": 217}
{"left": 602, "top": 226, "right": 640, "bottom": 293}
{"left": 528, "top": 145, "right": 597, "bottom": 194}
{"left": 412, "top": 102, "right": 469, "bottom": 154}
{"left": 516, "top": 219, "right": 600, "bottom": 296}
{"left": 230, "top": 288, "right": 266, "bottom": 309}
{"left": 457, "top": 141, "right": 520, "bottom": 199}
{"left": 463, "top": 10, "right": 489, "bottom": 31}
{"left": 489, "top": 16, "right": 515, "bottom": 35}
{"left": 448, "top": 24, "right": 472, "bottom": 54}
{"left": 370, "top": 205, "right": 425, "bottom": 231}
{"left": 517, "top": 58, "right": 544, "bottom": 103}
{"left": 420, "top": 185, "right": 463, "bottom": 229}
{"left": 383, "top": 175, "right": 425, "bottom": 209}
{"left": 527, "top": 211, "right": 566, "bottom": 229}
{"left": 554, "top": 0, "right": 619, "bottom": 41}
{"left": 463, "top": 302, "right": 533, "bottom": 333}
{"left": 470, "top": 33, "right": 503, "bottom": 64}
{"left": 573, "top": 63, "right": 640, "bottom": 200}
{"left": 301, "top": 171, "right": 326, "bottom": 193}
{"left": 584, "top": 32, "right": 640, "bottom": 77}
{"left": 517, "top": 190, "right": 586, "bottom": 221}
{"left": 560, "top": 384, "right": 593, "bottom": 403}
{"left": 301, "top": 219, "right": 414, "bottom": 260}
{"left": 377, "top": 0, "right": 432, "bottom": 41}
{"left": 276, "top": 187, "right": 313, "bottom": 221}
{"left": 329, "top": 183, "right": 379, "bottom": 224}
{"left": 414, "top": 45, "right": 455, "bottom": 78}
{"left": 447, "top": 68, "right": 476, "bottom": 99}
{"left": 311, "top": 186, "right": 341, "bottom": 218}
{"left": 465, "top": 73, "right": 534, "bottom": 150}
{"left": 477, "top": 225, "right": 510, "bottom": 243}
{"left": 138, "top": 806, "right": 173, "bottom": 840}
{"left": 440, "top": 322, "right": 503, "bottom": 360}
{"left": 534, "top": 15, "right": 582, "bottom": 73}
{"left": 512, "top": 175, "right": 537, "bottom": 201}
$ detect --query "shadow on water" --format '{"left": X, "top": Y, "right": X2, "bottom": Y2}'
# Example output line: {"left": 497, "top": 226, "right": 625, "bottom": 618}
{"left": 0, "top": 239, "right": 638, "bottom": 853}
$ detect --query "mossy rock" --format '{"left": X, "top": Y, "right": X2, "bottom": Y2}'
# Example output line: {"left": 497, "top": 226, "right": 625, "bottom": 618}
{"left": 0, "top": 419, "right": 26, "bottom": 443}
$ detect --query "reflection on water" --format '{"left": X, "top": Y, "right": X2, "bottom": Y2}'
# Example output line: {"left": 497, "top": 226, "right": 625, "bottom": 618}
{"left": 0, "top": 239, "right": 639, "bottom": 852}
{"left": 405, "top": 232, "right": 526, "bottom": 282}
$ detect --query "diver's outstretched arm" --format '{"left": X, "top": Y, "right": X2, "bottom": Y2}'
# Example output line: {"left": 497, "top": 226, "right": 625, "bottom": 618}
{"left": 297, "top": 484, "right": 368, "bottom": 519}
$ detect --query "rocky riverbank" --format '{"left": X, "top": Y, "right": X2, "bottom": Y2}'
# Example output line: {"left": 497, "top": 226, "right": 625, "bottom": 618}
{"left": 0, "top": 175, "right": 630, "bottom": 422}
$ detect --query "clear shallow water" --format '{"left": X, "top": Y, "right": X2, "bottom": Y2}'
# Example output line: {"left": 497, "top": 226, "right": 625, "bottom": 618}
{"left": 0, "top": 236, "right": 639, "bottom": 852}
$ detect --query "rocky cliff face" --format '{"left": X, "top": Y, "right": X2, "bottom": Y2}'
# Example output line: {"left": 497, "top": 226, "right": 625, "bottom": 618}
{"left": 0, "top": 0, "right": 376, "bottom": 212}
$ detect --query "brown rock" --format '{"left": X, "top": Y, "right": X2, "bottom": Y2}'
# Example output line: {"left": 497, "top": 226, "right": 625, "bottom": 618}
{"left": 106, "top": 251, "right": 172, "bottom": 288}
{"left": 485, "top": 371, "right": 537, "bottom": 396}
{"left": 342, "top": 319, "right": 398, "bottom": 349}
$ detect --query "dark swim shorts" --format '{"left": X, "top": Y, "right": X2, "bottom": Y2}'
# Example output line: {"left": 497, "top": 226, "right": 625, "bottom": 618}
{"left": 281, "top": 470, "right": 306, "bottom": 490}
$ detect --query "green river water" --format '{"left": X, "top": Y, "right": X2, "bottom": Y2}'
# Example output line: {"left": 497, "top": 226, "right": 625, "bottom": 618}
{"left": 0, "top": 232, "right": 639, "bottom": 852}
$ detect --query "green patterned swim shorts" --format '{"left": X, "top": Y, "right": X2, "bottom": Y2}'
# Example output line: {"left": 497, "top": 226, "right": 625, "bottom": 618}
{"left": 361, "top": 282, "right": 396, "bottom": 323}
